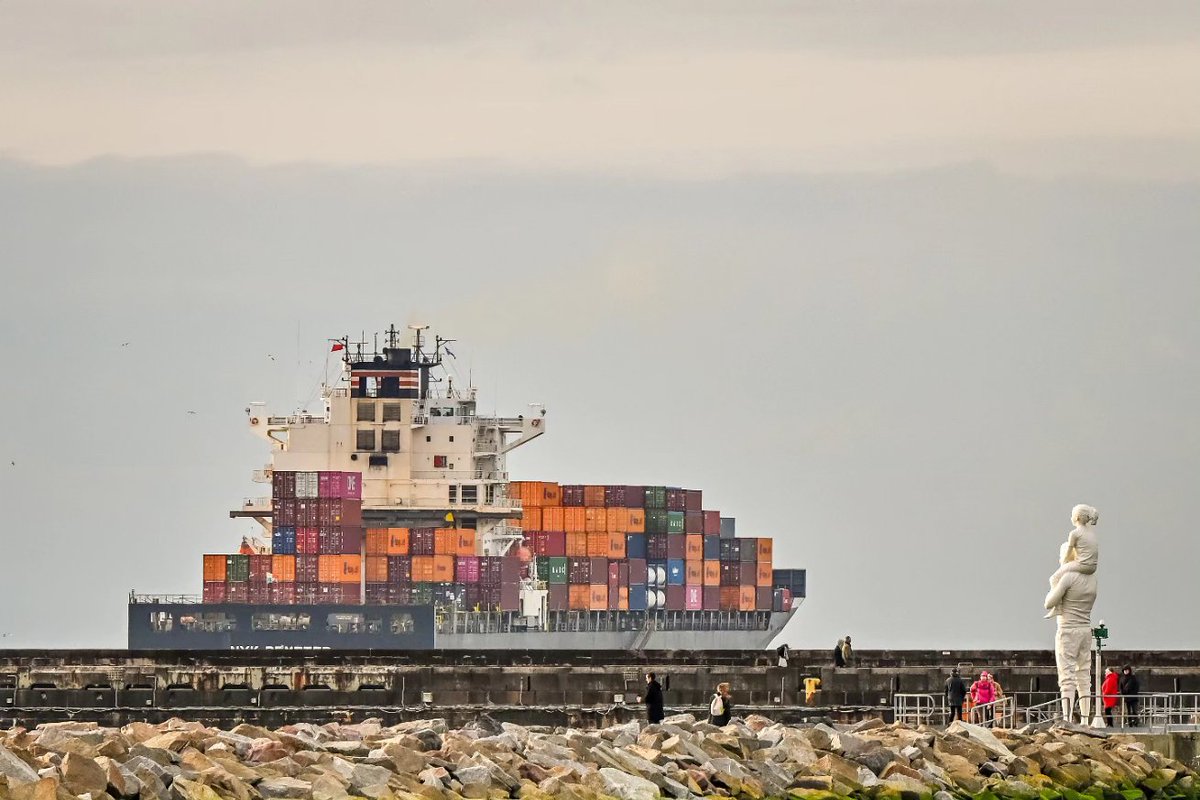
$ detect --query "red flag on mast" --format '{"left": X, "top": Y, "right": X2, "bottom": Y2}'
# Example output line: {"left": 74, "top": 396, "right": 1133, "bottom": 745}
{"left": 330, "top": 342, "right": 345, "bottom": 352}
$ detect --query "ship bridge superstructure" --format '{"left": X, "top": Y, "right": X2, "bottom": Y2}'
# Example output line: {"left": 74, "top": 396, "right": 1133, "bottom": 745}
{"left": 236, "top": 325, "right": 544, "bottom": 547}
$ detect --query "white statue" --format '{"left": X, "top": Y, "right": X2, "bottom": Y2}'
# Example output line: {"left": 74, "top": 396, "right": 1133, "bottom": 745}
{"left": 1043, "top": 504, "right": 1099, "bottom": 721}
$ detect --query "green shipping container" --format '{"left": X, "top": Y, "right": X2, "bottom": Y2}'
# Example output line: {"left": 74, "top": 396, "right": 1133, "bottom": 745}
{"left": 547, "top": 557, "right": 569, "bottom": 584}
{"left": 411, "top": 582, "right": 434, "bottom": 606}
{"left": 644, "top": 486, "right": 668, "bottom": 509}
{"left": 645, "top": 509, "right": 669, "bottom": 534}
{"left": 225, "top": 554, "right": 249, "bottom": 583}
{"left": 536, "top": 559, "right": 550, "bottom": 581}
{"left": 667, "top": 511, "right": 686, "bottom": 534}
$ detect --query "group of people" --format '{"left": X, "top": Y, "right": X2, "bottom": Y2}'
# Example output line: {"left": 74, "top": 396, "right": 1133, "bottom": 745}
{"left": 833, "top": 635, "right": 853, "bottom": 667}
{"left": 643, "top": 673, "right": 733, "bottom": 726}
{"left": 1101, "top": 665, "right": 1142, "bottom": 727}
{"left": 944, "top": 668, "right": 1005, "bottom": 723}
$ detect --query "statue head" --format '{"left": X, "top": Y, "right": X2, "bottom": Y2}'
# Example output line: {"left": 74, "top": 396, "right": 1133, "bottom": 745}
{"left": 1071, "top": 504, "right": 1099, "bottom": 527}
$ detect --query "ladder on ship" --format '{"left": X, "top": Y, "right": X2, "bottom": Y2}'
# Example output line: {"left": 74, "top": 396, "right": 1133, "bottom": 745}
{"left": 631, "top": 617, "right": 657, "bottom": 652}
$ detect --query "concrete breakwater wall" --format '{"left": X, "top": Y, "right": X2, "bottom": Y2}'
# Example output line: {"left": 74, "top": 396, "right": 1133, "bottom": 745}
{"left": 0, "top": 650, "right": 1196, "bottom": 730}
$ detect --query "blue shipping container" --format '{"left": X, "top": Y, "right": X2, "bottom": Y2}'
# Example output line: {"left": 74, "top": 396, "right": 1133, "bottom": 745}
{"left": 628, "top": 584, "right": 648, "bottom": 611}
{"left": 667, "top": 559, "right": 685, "bottom": 585}
{"left": 703, "top": 535, "right": 721, "bottom": 560}
{"left": 272, "top": 526, "right": 297, "bottom": 555}
{"left": 625, "top": 533, "right": 648, "bottom": 560}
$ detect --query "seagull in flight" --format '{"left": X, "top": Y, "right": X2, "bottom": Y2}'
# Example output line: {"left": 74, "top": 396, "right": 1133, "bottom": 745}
{"left": 268, "top": 354, "right": 276, "bottom": 361}
{"left": 121, "top": 342, "right": 131, "bottom": 347}
{"left": 187, "top": 410, "right": 199, "bottom": 415}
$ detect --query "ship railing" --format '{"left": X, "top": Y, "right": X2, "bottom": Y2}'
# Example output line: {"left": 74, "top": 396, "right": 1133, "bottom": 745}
{"left": 409, "top": 470, "right": 510, "bottom": 481}
{"left": 241, "top": 497, "right": 272, "bottom": 511}
{"left": 129, "top": 593, "right": 201, "bottom": 605}
{"left": 251, "top": 469, "right": 272, "bottom": 484}
{"left": 266, "top": 413, "right": 328, "bottom": 426}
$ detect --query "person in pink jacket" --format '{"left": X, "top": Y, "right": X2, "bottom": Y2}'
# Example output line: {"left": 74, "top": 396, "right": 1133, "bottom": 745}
{"left": 970, "top": 671, "right": 998, "bottom": 723}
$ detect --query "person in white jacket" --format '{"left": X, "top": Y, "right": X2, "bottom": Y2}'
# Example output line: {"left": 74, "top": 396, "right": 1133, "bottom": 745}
{"left": 1045, "top": 540, "right": 1098, "bottom": 721}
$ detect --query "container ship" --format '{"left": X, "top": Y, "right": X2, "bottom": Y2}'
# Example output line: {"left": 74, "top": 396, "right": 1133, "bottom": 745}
{"left": 128, "top": 325, "right": 805, "bottom": 650}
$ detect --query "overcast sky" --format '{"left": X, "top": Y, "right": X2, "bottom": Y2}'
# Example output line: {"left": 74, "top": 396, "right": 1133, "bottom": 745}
{"left": 1, "top": 2, "right": 1198, "bottom": 651}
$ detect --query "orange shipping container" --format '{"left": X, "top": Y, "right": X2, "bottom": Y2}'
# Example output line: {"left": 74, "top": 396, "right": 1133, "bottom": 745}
{"left": 271, "top": 555, "right": 296, "bottom": 583}
{"left": 618, "top": 587, "right": 629, "bottom": 611}
{"left": 607, "top": 532, "right": 626, "bottom": 560}
{"left": 584, "top": 485, "right": 606, "bottom": 507}
{"left": 685, "top": 560, "right": 704, "bottom": 585}
{"left": 605, "top": 507, "right": 626, "bottom": 534}
{"left": 521, "top": 506, "right": 543, "bottom": 530}
{"left": 565, "top": 532, "right": 589, "bottom": 557}
{"left": 511, "top": 481, "right": 562, "bottom": 508}
{"left": 365, "top": 555, "right": 388, "bottom": 583}
{"left": 586, "top": 532, "right": 609, "bottom": 558}
{"left": 568, "top": 585, "right": 591, "bottom": 610}
{"left": 626, "top": 508, "right": 645, "bottom": 533}
{"left": 720, "top": 586, "right": 740, "bottom": 610}
{"left": 542, "top": 506, "right": 565, "bottom": 532}
{"left": 319, "top": 554, "right": 361, "bottom": 584}
{"left": 386, "top": 528, "right": 410, "bottom": 555}
{"left": 685, "top": 534, "right": 704, "bottom": 561}
{"left": 564, "top": 507, "right": 587, "bottom": 533}
{"left": 585, "top": 506, "right": 606, "bottom": 533}
{"left": 756, "top": 560, "right": 773, "bottom": 587}
{"left": 704, "top": 560, "right": 721, "bottom": 586}
{"left": 365, "top": 528, "right": 387, "bottom": 555}
{"left": 203, "top": 554, "right": 227, "bottom": 582}
{"left": 589, "top": 584, "right": 608, "bottom": 610}
{"left": 455, "top": 530, "right": 476, "bottom": 557}
{"left": 738, "top": 585, "right": 757, "bottom": 611}
{"left": 412, "top": 556, "right": 435, "bottom": 583}
{"left": 757, "top": 539, "right": 773, "bottom": 561}
{"left": 434, "top": 528, "right": 457, "bottom": 555}
{"left": 432, "top": 554, "right": 455, "bottom": 582}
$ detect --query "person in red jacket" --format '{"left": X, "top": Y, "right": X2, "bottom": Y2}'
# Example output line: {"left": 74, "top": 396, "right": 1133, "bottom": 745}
{"left": 1101, "top": 667, "right": 1119, "bottom": 727}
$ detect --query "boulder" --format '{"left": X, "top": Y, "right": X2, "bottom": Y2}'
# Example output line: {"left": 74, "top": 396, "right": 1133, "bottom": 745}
{"left": 350, "top": 763, "right": 395, "bottom": 791}
{"left": 0, "top": 745, "right": 41, "bottom": 785}
{"left": 171, "top": 778, "right": 225, "bottom": 800}
{"left": 257, "top": 778, "right": 314, "bottom": 799}
{"left": 587, "top": 768, "right": 659, "bottom": 800}
{"left": 60, "top": 753, "right": 108, "bottom": 796}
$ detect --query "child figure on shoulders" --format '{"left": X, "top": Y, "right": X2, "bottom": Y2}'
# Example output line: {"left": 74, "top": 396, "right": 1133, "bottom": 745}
{"left": 1044, "top": 504, "right": 1099, "bottom": 619}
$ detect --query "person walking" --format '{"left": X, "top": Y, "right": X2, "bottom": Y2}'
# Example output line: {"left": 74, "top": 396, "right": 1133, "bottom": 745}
{"left": 970, "top": 671, "right": 997, "bottom": 724}
{"left": 1119, "top": 665, "right": 1140, "bottom": 727}
{"left": 841, "top": 636, "right": 854, "bottom": 666}
{"left": 945, "top": 668, "right": 968, "bottom": 723}
{"left": 708, "top": 682, "right": 733, "bottom": 726}
{"left": 1101, "top": 668, "right": 1119, "bottom": 727}
{"left": 833, "top": 639, "right": 846, "bottom": 668}
{"left": 644, "top": 672, "right": 665, "bottom": 724}
{"left": 776, "top": 643, "right": 790, "bottom": 667}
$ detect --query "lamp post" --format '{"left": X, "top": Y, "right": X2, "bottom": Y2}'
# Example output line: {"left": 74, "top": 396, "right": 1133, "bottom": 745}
{"left": 1091, "top": 621, "right": 1109, "bottom": 727}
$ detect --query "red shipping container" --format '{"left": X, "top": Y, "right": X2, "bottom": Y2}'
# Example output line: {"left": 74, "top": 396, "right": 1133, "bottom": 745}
{"left": 273, "top": 498, "right": 297, "bottom": 526}
{"left": 666, "top": 535, "right": 686, "bottom": 560}
{"left": 226, "top": 582, "right": 248, "bottom": 603}
{"left": 202, "top": 581, "right": 226, "bottom": 603}
{"left": 666, "top": 488, "right": 687, "bottom": 511}
{"left": 584, "top": 485, "right": 606, "bottom": 507}
{"left": 568, "top": 558, "right": 591, "bottom": 584}
{"left": 703, "top": 586, "right": 721, "bottom": 610}
{"left": 608, "top": 584, "right": 621, "bottom": 611}
{"left": 646, "top": 534, "right": 668, "bottom": 560}
{"left": 318, "top": 498, "right": 363, "bottom": 527}
{"left": 387, "top": 556, "right": 412, "bottom": 584}
{"left": 544, "top": 531, "right": 566, "bottom": 557}
{"left": 628, "top": 558, "right": 648, "bottom": 585}
{"left": 318, "top": 471, "right": 335, "bottom": 498}
{"left": 684, "top": 511, "right": 704, "bottom": 534}
{"left": 757, "top": 586, "right": 774, "bottom": 611}
{"left": 409, "top": 528, "right": 436, "bottom": 555}
{"left": 248, "top": 582, "right": 271, "bottom": 604}
{"left": 296, "top": 527, "right": 319, "bottom": 554}
{"left": 272, "top": 470, "right": 296, "bottom": 499}
{"left": 719, "top": 586, "right": 739, "bottom": 610}
{"left": 684, "top": 584, "right": 703, "bottom": 610}
{"left": 740, "top": 562, "right": 757, "bottom": 586}
{"left": 456, "top": 556, "right": 480, "bottom": 583}
{"left": 297, "top": 500, "right": 318, "bottom": 527}
{"left": 249, "top": 554, "right": 272, "bottom": 581}
{"left": 269, "top": 582, "right": 296, "bottom": 604}
{"left": 523, "top": 530, "right": 545, "bottom": 555}
{"left": 685, "top": 489, "right": 703, "bottom": 511}
{"left": 684, "top": 534, "right": 704, "bottom": 561}
{"left": 665, "top": 585, "right": 685, "bottom": 611}
{"left": 296, "top": 554, "right": 320, "bottom": 583}
{"left": 703, "top": 510, "right": 721, "bottom": 535}
{"left": 561, "top": 485, "right": 585, "bottom": 507}
{"left": 608, "top": 562, "right": 621, "bottom": 583}
{"left": 774, "top": 588, "right": 793, "bottom": 612}
{"left": 548, "top": 584, "right": 569, "bottom": 610}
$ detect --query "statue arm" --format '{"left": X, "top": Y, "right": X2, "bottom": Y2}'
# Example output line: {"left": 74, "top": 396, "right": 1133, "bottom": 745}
{"left": 1044, "top": 571, "right": 1075, "bottom": 610}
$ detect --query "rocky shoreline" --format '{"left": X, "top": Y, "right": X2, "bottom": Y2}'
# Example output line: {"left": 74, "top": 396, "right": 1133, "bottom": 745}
{"left": 0, "top": 715, "right": 1195, "bottom": 800}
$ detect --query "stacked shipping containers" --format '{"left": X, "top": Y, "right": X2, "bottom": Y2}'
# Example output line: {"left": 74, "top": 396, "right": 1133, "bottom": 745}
{"left": 511, "top": 481, "right": 775, "bottom": 614}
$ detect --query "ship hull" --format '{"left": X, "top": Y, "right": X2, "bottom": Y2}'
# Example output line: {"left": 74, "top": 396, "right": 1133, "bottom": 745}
{"left": 130, "top": 602, "right": 795, "bottom": 651}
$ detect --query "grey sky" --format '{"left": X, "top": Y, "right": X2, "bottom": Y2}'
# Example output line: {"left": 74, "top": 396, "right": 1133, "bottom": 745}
{"left": 0, "top": 4, "right": 1198, "bottom": 650}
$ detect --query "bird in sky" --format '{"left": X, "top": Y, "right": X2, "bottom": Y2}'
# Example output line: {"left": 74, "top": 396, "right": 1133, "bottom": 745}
{"left": 121, "top": 342, "right": 131, "bottom": 347}
{"left": 268, "top": 354, "right": 276, "bottom": 361}
{"left": 187, "top": 411, "right": 198, "bottom": 415}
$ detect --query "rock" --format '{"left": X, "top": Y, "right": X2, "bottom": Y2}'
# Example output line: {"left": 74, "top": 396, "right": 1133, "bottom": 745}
{"left": 882, "top": 763, "right": 925, "bottom": 782}
{"left": 257, "top": 778, "right": 314, "bottom": 799}
{"left": 311, "top": 774, "right": 349, "bottom": 800}
{"left": 8, "top": 777, "right": 60, "bottom": 800}
{"left": 0, "top": 745, "right": 41, "bottom": 785}
{"left": 588, "top": 767, "right": 659, "bottom": 800}
{"left": 944, "top": 721, "right": 1015, "bottom": 761}
{"left": 60, "top": 753, "right": 108, "bottom": 796}
{"left": 170, "top": 778, "right": 225, "bottom": 800}
{"left": 381, "top": 743, "right": 427, "bottom": 775}
{"left": 351, "top": 763, "right": 394, "bottom": 790}
{"left": 247, "top": 741, "right": 292, "bottom": 764}
{"left": 848, "top": 718, "right": 887, "bottom": 734}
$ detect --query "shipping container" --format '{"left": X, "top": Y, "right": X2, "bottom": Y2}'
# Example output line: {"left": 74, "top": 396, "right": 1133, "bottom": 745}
{"left": 665, "top": 487, "right": 686, "bottom": 511}
{"left": 645, "top": 509, "right": 668, "bottom": 535}
{"left": 543, "top": 530, "right": 566, "bottom": 557}
{"left": 271, "top": 555, "right": 296, "bottom": 583}
{"left": 366, "top": 527, "right": 409, "bottom": 556}
{"left": 684, "top": 510, "right": 704, "bottom": 534}
{"left": 739, "top": 585, "right": 757, "bottom": 612}
{"left": 565, "top": 531, "right": 588, "bottom": 557}
{"left": 739, "top": 561, "right": 757, "bottom": 586}
{"left": 541, "top": 506, "right": 565, "bottom": 532}
{"left": 271, "top": 526, "right": 297, "bottom": 555}
{"left": 757, "top": 538, "right": 773, "bottom": 562}
{"left": 773, "top": 588, "right": 793, "bottom": 612}
{"left": 386, "top": 556, "right": 412, "bottom": 584}
{"left": 584, "top": 506, "right": 606, "bottom": 533}
{"left": 772, "top": 568, "right": 807, "bottom": 598}
{"left": 318, "top": 470, "right": 360, "bottom": 499}
{"left": 644, "top": 486, "right": 667, "bottom": 509}
{"left": 273, "top": 498, "right": 297, "bottom": 526}
{"left": 226, "top": 582, "right": 248, "bottom": 603}
{"left": 202, "top": 581, "right": 226, "bottom": 603}
{"left": 248, "top": 582, "right": 271, "bottom": 605}
{"left": 685, "top": 489, "right": 703, "bottom": 512}
{"left": 296, "top": 527, "right": 319, "bottom": 554}
{"left": 521, "top": 506, "right": 543, "bottom": 531}
{"left": 719, "top": 539, "right": 741, "bottom": 562}
{"left": 564, "top": 507, "right": 587, "bottom": 533}
{"left": 479, "top": 556, "right": 521, "bottom": 584}
{"left": 548, "top": 584, "right": 569, "bottom": 611}
{"left": 202, "top": 554, "right": 227, "bottom": 582}
{"left": 703, "top": 586, "right": 721, "bottom": 611}
{"left": 586, "top": 531, "right": 608, "bottom": 558}
{"left": 646, "top": 533, "right": 668, "bottom": 560}
{"left": 666, "top": 534, "right": 686, "bottom": 560}
{"left": 703, "top": 560, "right": 721, "bottom": 586}
{"left": 560, "top": 485, "right": 585, "bottom": 507}
{"left": 269, "top": 581, "right": 296, "bottom": 605}
{"left": 628, "top": 557, "right": 648, "bottom": 585}
{"left": 756, "top": 560, "right": 773, "bottom": 587}
{"left": 546, "top": 556, "right": 568, "bottom": 584}
{"left": 365, "top": 582, "right": 391, "bottom": 605}
{"left": 666, "top": 559, "right": 685, "bottom": 586}
{"left": 703, "top": 510, "right": 721, "bottom": 536}
{"left": 318, "top": 497, "right": 362, "bottom": 527}
{"left": 249, "top": 554, "right": 272, "bottom": 582}
{"left": 739, "top": 538, "right": 758, "bottom": 562}
{"left": 432, "top": 554, "right": 455, "bottom": 582}
{"left": 606, "top": 485, "right": 645, "bottom": 508}
{"left": 318, "top": 554, "right": 361, "bottom": 584}
{"left": 411, "top": 556, "right": 435, "bottom": 583}
{"left": 702, "top": 535, "right": 721, "bottom": 561}
{"left": 684, "top": 534, "right": 704, "bottom": 561}
{"left": 498, "top": 582, "right": 520, "bottom": 611}
{"left": 756, "top": 586, "right": 773, "bottom": 611}
{"left": 319, "top": 526, "right": 362, "bottom": 555}
{"left": 719, "top": 586, "right": 739, "bottom": 610}
{"left": 225, "top": 554, "right": 249, "bottom": 583}
{"left": 568, "top": 585, "right": 590, "bottom": 610}
{"left": 295, "top": 471, "right": 319, "bottom": 499}
{"left": 588, "top": 584, "right": 608, "bottom": 611}
{"left": 272, "top": 470, "right": 296, "bottom": 499}
{"left": 296, "top": 554, "right": 319, "bottom": 584}
{"left": 583, "top": 485, "right": 607, "bottom": 507}
{"left": 666, "top": 511, "right": 686, "bottom": 534}
{"left": 509, "top": 481, "right": 561, "bottom": 507}
{"left": 720, "top": 561, "right": 739, "bottom": 586}
{"left": 606, "top": 531, "right": 626, "bottom": 560}
{"left": 647, "top": 560, "right": 667, "bottom": 587}
{"left": 298, "top": 500, "right": 318, "bottom": 528}
{"left": 365, "top": 555, "right": 388, "bottom": 583}
{"left": 684, "top": 584, "right": 703, "bottom": 611}
{"left": 456, "top": 556, "right": 480, "bottom": 583}
{"left": 719, "top": 517, "right": 736, "bottom": 539}
{"left": 567, "top": 557, "right": 591, "bottom": 584}
{"left": 434, "top": 528, "right": 456, "bottom": 555}
{"left": 628, "top": 584, "right": 648, "bottom": 611}
{"left": 665, "top": 585, "right": 685, "bottom": 611}
{"left": 625, "top": 533, "right": 647, "bottom": 560}
{"left": 409, "top": 528, "right": 435, "bottom": 555}
{"left": 295, "top": 584, "right": 318, "bottom": 604}
{"left": 685, "top": 560, "right": 703, "bottom": 585}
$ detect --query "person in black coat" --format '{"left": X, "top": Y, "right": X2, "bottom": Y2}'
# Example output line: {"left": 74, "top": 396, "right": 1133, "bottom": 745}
{"left": 1119, "top": 665, "right": 1140, "bottom": 726}
{"left": 833, "top": 639, "right": 846, "bottom": 668}
{"left": 644, "top": 672, "right": 665, "bottom": 723}
{"left": 945, "top": 668, "right": 968, "bottom": 722}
